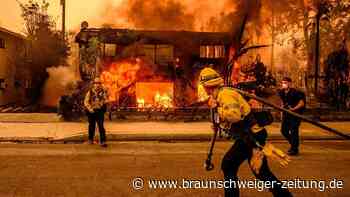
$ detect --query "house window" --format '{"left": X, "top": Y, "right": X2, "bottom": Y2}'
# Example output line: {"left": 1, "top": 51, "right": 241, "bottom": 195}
{"left": 0, "top": 79, "right": 5, "bottom": 89}
{"left": 0, "top": 38, "right": 5, "bottom": 49}
{"left": 104, "top": 44, "right": 116, "bottom": 57}
{"left": 156, "top": 45, "right": 174, "bottom": 65}
{"left": 143, "top": 44, "right": 174, "bottom": 65}
{"left": 200, "top": 45, "right": 225, "bottom": 58}
{"left": 143, "top": 44, "right": 156, "bottom": 63}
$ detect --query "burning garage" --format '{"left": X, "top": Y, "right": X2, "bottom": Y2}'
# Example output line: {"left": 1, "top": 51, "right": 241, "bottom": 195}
{"left": 73, "top": 22, "right": 232, "bottom": 112}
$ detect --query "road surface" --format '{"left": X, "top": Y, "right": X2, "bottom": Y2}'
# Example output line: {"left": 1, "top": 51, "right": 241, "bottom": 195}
{"left": 0, "top": 141, "right": 349, "bottom": 197}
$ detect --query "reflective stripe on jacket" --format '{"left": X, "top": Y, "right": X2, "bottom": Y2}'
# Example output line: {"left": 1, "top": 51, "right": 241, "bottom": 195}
{"left": 216, "top": 87, "right": 251, "bottom": 124}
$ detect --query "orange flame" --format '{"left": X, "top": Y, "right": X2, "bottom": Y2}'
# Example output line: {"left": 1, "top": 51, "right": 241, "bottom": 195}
{"left": 136, "top": 82, "right": 174, "bottom": 109}
{"left": 99, "top": 59, "right": 175, "bottom": 109}
{"left": 100, "top": 60, "right": 140, "bottom": 102}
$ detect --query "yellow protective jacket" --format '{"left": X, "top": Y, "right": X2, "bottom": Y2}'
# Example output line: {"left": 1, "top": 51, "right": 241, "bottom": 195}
{"left": 215, "top": 87, "right": 251, "bottom": 126}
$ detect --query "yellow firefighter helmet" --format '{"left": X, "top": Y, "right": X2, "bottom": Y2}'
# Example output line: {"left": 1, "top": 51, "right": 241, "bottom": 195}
{"left": 199, "top": 67, "right": 224, "bottom": 87}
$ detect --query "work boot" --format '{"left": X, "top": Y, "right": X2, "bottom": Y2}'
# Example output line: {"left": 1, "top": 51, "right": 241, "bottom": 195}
{"left": 85, "top": 140, "right": 94, "bottom": 145}
{"left": 100, "top": 142, "right": 108, "bottom": 148}
{"left": 288, "top": 149, "right": 299, "bottom": 156}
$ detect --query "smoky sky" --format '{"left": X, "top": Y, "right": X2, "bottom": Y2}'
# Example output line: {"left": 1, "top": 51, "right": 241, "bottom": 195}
{"left": 127, "top": 0, "right": 195, "bottom": 30}
{"left": 97, "top": 0, "right": 266, "bottom": 33}
{"left": 98, "top": 0, "right": 234, "bottom": 31}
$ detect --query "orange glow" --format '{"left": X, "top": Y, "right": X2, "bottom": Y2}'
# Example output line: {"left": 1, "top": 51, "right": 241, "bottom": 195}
{"left": 99, "top": 59, "right": 174, "bottom": 109}
{"left": 100, "top": 60, "right": 140, "bottom": 102}
{"left": 136, "top": 98, "right": 145, "bottom": 108}
{"left": 136, "top": 82, "right": 174, "bottom": 109}
{"left": 231, "top": 62, "right": 242, "bottom": 85}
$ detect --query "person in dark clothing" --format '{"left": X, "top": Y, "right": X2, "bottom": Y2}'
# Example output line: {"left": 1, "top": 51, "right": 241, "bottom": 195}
{"left": 278, "top": 77, "right": 306, "bottom": 156}
{"left": 84, "top": 78, "right": 109, "bottom": 147}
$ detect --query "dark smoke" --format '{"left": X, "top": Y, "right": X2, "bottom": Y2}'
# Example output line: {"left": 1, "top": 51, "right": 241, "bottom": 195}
{"left": 99, "top": 0, "right": 195, "bottom": 31}
{"left": 127, "top": 0, "right": 195, "bottom": 30}
{"left": 97, "top": 0, "right": 266, "bottom": 33}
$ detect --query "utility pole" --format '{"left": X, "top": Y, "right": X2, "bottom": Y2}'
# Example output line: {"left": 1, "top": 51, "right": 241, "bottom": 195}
{"left": 270, "top": 5, "right": 275, "bottom": 74}
{"left": 315, "top": 11, "right": 320, "bottom": 94}
{"left": 314, "top": 1, "right": 328, "bottom": 95}
{"left": 61, "top": 0, "right": 66, "bottom": 39}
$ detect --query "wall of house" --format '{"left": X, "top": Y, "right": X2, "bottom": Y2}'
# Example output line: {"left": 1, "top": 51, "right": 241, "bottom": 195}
{"left": 96, "top": 41, "right": 228, "bottom": 107}
{"left": 0, "top": 31, "right": 28, "bottom": 105}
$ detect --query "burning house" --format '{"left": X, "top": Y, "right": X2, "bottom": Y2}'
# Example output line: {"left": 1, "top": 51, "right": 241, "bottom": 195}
{"left": 75, "top": 22, "right": 232, "bottom": 110}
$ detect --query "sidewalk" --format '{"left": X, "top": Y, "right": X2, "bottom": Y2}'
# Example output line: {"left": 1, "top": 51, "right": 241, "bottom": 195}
{"left": 0, "top": 114, "right": 349, "bottom": 142}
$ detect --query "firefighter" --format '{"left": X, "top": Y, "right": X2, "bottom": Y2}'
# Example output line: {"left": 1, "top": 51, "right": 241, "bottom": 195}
{"left": 199, "top": 67, "right": 291, "bottom": 197}
{"left": 84, "top": 77, "right": 109, "bottom": 147}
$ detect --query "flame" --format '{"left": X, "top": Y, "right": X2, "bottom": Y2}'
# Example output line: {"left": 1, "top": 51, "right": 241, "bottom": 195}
{"left": 137, "top": 98, "right": 145, "bottom": 108}
{"left": 136, "top": 82, "right": 174, "bottom": 109}
{"left": 99, "top": 59, "right": 175, "bottom": 109}
{"left": 136, "top": 92, "right": 173, "bottom": 109}
{"left": 154, "top": 92, "right": 173, "bottom": 108}
{"left": 100, "top": 60, "right": 140, "bottom": 102}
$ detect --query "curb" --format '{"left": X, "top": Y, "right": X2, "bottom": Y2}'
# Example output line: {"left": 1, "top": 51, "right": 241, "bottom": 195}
{"left": 0, "top": 134, "right": 346, "bottom": 143}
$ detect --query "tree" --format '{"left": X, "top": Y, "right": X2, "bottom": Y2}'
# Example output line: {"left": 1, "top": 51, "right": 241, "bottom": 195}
{"left": 324, "top": 41, "right": 349, "bottom": 109}
{"left": 269, "top": 0, "right": 350, "bottom": 92}
{"left": 18, "top": 0, "right": 69, "bottom": 102}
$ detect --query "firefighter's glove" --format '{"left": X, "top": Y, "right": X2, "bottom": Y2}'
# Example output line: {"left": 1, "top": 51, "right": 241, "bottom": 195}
{"left": 262, "top": 143, "right": 291, "bottom": 167}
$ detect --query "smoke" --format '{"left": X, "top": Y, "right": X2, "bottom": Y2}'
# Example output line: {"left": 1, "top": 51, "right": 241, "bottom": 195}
{"left": 41, "top": 66, "right": 78, "bottom": 107}
{"left": 97, "top": 0, "right": 195, "bottom": 30}
{"left": 95, "top": 0, "right": 240, "bottom": 32}
{"left": 93, "top": 0, "right": 274, "bottom": 35}
{"left": 128, "top": 0, "right": 195, "bottom": 30}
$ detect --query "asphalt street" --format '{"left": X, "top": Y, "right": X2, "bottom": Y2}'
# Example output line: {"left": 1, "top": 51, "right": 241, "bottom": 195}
{"left": 0, "top": 141, "right": 349, "bottom": 197}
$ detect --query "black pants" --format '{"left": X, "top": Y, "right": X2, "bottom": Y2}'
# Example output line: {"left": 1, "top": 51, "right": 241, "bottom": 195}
{"left": 221, "top": 129, "right": 291, "bottom": 197}
{"left": 87, "top": 108, "right": 106, "bottom": 143}
{"left": 281, "top": 115, "right": 300, "bottom": 152}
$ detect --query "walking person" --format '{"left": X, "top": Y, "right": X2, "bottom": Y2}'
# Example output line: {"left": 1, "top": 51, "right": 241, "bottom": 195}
{"left": 278, "top": 77, "right": 306, "bottom": 156}
{"left": 84, "top": 77, "right": 109, "bottom": 147}
{"left": 199, "top": 67, "right": 291, "bottom": 197}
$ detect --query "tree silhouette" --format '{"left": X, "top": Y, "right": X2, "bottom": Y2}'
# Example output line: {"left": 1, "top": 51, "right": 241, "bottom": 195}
{"left": 17, "top": 0, "right": 69, "bottom": 102}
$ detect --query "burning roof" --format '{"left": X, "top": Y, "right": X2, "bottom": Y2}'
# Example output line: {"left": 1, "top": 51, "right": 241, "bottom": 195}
{"left": 75, "top": 28, "right": 232, "bottom": 46}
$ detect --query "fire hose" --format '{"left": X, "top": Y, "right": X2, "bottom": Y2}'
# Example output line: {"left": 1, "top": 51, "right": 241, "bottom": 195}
{"left": 232, "top": 88, "right": 350, "bottom": 140}
{"left": 204, "top": 88, "right": 350, "bottom": 171}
